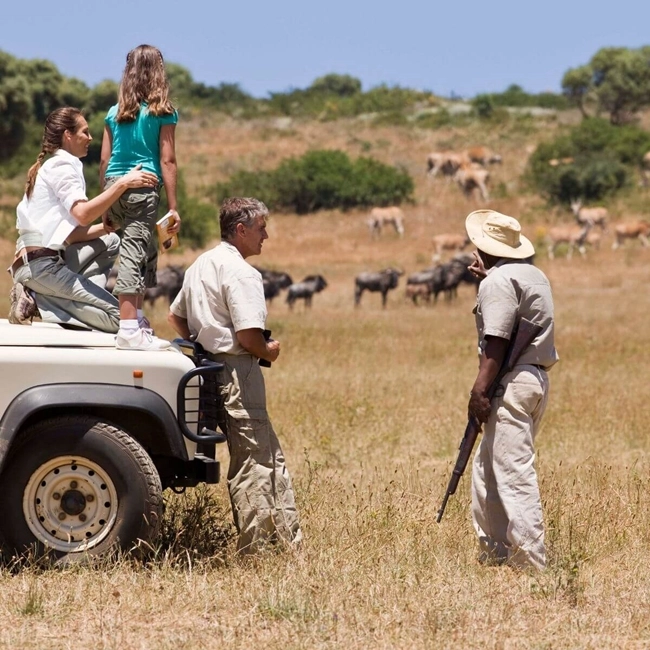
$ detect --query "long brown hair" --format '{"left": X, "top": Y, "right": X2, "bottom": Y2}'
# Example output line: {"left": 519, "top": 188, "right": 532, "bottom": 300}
{"left": 25, "top": 107, "right": 83, "bottom": 199}
{"left": 116, "top": 44, "right": 175, "bottom": 122}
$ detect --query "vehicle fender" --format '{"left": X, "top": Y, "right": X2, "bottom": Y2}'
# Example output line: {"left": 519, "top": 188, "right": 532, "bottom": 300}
{"left": 0, "top": 383, "right": 189, "bottom": 474}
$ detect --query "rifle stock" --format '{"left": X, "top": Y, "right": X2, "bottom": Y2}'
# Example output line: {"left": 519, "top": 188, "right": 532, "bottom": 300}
{"left": 436, "top": 317, "right": 543, "bottom": 523}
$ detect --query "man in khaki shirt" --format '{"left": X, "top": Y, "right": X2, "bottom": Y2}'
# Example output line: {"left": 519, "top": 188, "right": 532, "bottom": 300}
{"left": 168, "top": 197, "right": 301, "bottom": 554}
{"left": 465, "top": 209, "right": 559, "bottom": 570}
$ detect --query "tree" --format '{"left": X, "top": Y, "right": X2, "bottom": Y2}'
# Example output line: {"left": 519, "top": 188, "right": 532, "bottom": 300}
{"left": 309, "top": 74, "right": 362, "bottom": 97}
{"left": 165, "top": 62, "right": 195, "bottom": 99}
{"left": 561, "top": 65, "right": 592, "bottom": 118}
{"left": 19, "top": 59, "right": 63, "bottom": 121}
{"left": 0, "top": 51, "right": 33, "bottom": 160}
{"left": 562, "top": 46, "right": 650, "bottom": 124}
{"left": 87, "top": 80, "right": 118, "bottom": 116}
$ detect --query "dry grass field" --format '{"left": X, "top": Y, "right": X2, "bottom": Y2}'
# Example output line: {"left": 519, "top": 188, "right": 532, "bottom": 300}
{"left": 0, "top": 111, "right": 650, "bottom": 649}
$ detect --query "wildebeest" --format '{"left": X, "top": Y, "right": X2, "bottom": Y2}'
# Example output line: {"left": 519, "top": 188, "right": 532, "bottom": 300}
{"left": 144, "top": 265, "right": 185, "bottom": 306}
{"left": 367, "top": 207, "right": 405, "bottom": 239}
{"left": 286, "top": 275, "right": 328, "bottom": 310}
{"left": 442, "top": 254, "right": 480, "bottom": 298}
{"left": 406, "top": 266, "right": 447, "bottom": 305}
{"left": 105, "top": 265, "right": 185, "bottom": 306}
{"left": 254, "top": 266, "right": 293, "bottom": 303}
{"left": 354, "top": 268, "right": 403, "bottom": 308}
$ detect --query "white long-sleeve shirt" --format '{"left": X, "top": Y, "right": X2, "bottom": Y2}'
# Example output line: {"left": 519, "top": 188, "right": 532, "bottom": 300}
{"left": 15, "top": 149, "right": 86, "bottom": 251}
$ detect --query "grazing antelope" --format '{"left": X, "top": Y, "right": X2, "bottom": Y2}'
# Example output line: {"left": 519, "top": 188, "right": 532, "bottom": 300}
{"left": 454, "top": 164, "right": 490, "bottom": 201}
{"left": 466, "top": 146, "right": 502, "bottom": 166}
{"left": 426, "top": 151, "right": 470, "bottom": 178}
{"left": 367, "top": 206, "right": 405, "bottom": 239}
{"left": 570, "top": 199, "right": 609, "bottom": 231}
{"left": 546, "top": 222, "right": 593, "bottom": 260}
{"left": 431, "top": 233, "right": 470, "bottom": 262}
{"left": 612, "top": 221, "right": 650, "bottom": 250}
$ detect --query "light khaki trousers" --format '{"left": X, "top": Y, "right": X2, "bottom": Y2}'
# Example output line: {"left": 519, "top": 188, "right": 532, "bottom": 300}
{"left": 211, "top": 353, "right": 302, "bottom": 554}
{"left": 471, "top": 365, "right": 550, "bottom": 570}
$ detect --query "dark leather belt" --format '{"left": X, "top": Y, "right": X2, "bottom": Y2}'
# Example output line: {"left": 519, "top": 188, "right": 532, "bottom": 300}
{"left": 10, "top": 248, "right": 60, "bottom": 275}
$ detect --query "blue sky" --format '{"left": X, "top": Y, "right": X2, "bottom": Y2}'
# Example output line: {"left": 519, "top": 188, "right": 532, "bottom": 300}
{"left": 3, "top": 0, "right": 649, "bottom": 99}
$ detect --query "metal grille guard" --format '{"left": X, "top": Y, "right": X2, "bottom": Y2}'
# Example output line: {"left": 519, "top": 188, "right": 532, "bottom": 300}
{"left": 176, "top": 356, "right": 228, "bottom": 445}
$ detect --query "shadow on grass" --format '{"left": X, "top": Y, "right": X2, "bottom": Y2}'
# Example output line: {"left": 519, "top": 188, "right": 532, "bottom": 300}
{"left": 0, "top": 485, "right": 235, "bottom": 573}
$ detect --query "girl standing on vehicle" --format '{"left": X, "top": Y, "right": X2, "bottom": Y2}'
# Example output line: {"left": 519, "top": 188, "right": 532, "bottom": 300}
{"left": 9, "top": 107, "right": 158, "bottom": 331}
{"left": 100, "top": 44, "right": 181, "bottom": 351}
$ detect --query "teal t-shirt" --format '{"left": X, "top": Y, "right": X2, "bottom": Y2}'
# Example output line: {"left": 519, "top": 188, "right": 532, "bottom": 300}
{"left": 104, "top": 103, "right": 178, "bottom": 181}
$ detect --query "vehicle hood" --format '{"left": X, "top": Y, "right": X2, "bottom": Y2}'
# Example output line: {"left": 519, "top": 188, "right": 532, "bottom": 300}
{"left": 0, "top": 319, "right": 160, "bottom": 349}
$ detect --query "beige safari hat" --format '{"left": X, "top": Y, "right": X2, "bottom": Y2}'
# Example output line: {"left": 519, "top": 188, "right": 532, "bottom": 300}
{"left": 465, "top": 209, "right": 535, "bottom": 259}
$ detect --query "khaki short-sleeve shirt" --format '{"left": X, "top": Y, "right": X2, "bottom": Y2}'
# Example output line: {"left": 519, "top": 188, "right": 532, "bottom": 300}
{"left": 474, "top": 260, "right": 559, "bottom": 370}
{"left": 170, "top": 241, "right": 267, "bottom": 355}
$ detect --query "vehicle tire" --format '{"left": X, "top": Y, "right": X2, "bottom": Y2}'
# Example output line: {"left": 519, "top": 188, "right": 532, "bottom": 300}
{"left": 0, "top": 416, "right": 163, "bottom": 561}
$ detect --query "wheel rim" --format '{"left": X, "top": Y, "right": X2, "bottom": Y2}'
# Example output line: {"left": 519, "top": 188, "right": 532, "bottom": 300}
{"left": 23, "top": 456, "right": 119, "bottom": 553}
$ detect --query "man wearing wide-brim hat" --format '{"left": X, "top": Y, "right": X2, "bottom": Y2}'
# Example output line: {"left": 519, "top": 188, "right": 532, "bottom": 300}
{"left": 464, "top": 209, "right": 559, "bottom": 570}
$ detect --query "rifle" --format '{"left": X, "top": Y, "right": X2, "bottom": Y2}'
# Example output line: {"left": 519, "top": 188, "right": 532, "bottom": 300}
{"left": 436, "top": 317, "right": 543, "bottom": 523}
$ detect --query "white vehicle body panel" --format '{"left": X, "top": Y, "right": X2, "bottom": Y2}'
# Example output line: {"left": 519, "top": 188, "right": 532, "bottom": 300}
{"left": 0, "top": 320, "right": 200, "bottom": 457}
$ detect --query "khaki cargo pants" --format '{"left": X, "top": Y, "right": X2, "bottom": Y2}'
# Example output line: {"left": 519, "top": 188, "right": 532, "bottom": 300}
{"left": 471, "top": 365, "right": 550, "bottom": 570}
{"left": 104, "top": 178, "right": 159, "bottom": 294}
{"left": 209, "top": 352, "right": 302, "bottom": 554}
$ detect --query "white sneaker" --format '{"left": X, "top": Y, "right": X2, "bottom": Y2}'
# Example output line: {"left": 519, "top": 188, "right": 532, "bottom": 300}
{"left": 116, "top": 328, "right": 171, "bottom": 351}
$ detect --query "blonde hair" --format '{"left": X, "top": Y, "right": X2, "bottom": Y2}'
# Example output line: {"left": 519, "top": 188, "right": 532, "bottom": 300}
{"left": 116, "top": 44, "right": 175, "bottom": 122}
{"left": 25, "top": 107, "right": 83, "bottom": 199}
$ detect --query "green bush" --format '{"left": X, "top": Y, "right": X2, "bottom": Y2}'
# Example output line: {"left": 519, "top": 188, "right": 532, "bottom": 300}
{"left": 159, "top": 171, "right": 218, "bottom": 248}
{"left": 473, "top": 84, "right": 570, "bottom": 111}
{"left": 527, "top": 117, "right": 650, "bottom": 203}
{"left": 213, "top": 149, "right": 414, "bottom": 214}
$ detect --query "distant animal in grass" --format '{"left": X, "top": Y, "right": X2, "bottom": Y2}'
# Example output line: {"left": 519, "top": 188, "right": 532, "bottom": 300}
{"left": 254, "top": 266, "right": 293, "bottom": 303}
{"left": 431, "top": 233, "right": 470, "bottom": 262}
{"left": 354, "top": 268, "right": 403, "bottom": 308}
{"left": 612, "top": 220, "right": 650, "bottom": 250}
{"left": 286, "top": 275, "right": 328, "bottom": 310}
{"left": 454, "top": 164, "right": 490, "bottom": 201}
{"left": 465, "top": 146, "right": 502, "bottom": 166}
{"left": 546, "top": 222, "right": 593, "bottom": 260}
{"left": 570, "top": 199, "right": 609, "bottom": 231}
{"left": 426, "top": 150, "right": 470, "bottom": 178}
{"left": 144, "top": 265, "right": 185, "bottom": 306}
{"left": 105, "top": 265, "right": 185, "bottom": 306}
{"left": 367, "top": 207, "right": 405, "bottom": 239}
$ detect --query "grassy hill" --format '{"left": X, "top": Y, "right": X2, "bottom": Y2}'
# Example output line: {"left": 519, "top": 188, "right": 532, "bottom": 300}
{"left": 1, "top": 107, "right": 650, "bottom": 649}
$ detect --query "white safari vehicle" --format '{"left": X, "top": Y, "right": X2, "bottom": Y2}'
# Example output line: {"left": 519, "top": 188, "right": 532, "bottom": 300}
{"left": 0, "top": 320, "right": 227, "bottom": 561}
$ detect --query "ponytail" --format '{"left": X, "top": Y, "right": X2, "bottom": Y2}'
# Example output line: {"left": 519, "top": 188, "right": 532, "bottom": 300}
{"left": 25, "top": 151, "right": 47, "bottom": 199}
{"left": 23, "top": 107, "right": 83, "bottom": 199}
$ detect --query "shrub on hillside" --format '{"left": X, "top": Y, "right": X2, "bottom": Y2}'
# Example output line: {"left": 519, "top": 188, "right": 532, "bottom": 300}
{"left": 474, "top": 84, "right": 570, "bottom": 111}
{"left": 159, "top": 172, "right": 218, "bottom": 248}
{"left": 213, "top": 150, "right": 414, "bottom": 214}
{"left": 527, "top": 117, "right": 650, "bottom": 203}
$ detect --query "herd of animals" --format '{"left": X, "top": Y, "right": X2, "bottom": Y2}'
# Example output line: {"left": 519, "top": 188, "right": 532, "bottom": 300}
{"left": 107, "top": 255, "right": 480, "bottom": 313}
{"left": 104, "top": 148, "right": 650, "bottom": 312}
{"left": 256, "top": 257, "right": 480, "bottom": 311}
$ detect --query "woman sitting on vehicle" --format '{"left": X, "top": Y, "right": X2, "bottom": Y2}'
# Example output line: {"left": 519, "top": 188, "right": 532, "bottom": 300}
{"left": 8, "top": 106, "right": 158, "bottom": 332}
